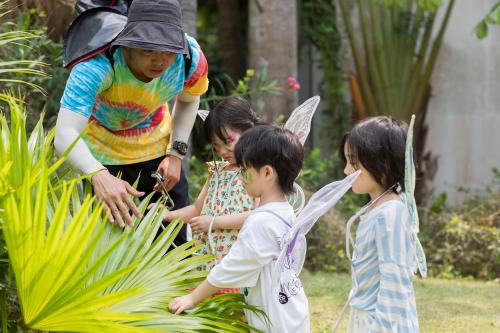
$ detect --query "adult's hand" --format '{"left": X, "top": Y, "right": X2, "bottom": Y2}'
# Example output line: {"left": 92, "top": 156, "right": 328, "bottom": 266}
{"left": 92, "top": 169, "right": 145, "bottom": 227}
{"left": 155, "top": 155, "right": 182, "bottom": 192}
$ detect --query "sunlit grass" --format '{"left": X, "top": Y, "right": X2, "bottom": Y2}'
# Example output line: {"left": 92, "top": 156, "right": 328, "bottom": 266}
{"left": 303, "top": 271, "right": 500, "bottom": 333}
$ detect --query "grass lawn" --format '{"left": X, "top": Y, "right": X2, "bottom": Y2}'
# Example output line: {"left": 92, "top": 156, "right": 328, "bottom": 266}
{"left": 302, "top": 270, "right": 500, "bottom": 333}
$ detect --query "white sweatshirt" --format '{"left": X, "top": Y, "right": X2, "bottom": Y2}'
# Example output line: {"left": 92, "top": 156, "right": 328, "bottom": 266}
{"left": 207, "top": 202, "right": 310, "bottom": 333}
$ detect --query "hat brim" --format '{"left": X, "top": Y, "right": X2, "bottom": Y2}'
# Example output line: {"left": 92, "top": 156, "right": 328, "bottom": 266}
{"left": 112, "top": 21, "right": 188, "bottom": 54}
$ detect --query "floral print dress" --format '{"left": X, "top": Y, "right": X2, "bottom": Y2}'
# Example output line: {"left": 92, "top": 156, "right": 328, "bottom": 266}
{"left": 195, "top": 161, "right": 257, "bottom": 294}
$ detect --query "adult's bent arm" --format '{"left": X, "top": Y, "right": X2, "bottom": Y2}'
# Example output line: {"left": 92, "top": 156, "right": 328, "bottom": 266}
{"left": 155, "top": 93, "right": 200, "bottom": 191}
{"left": 54, "top": 107, "right": 144, "bottom": 227}
{"left": 54, "top": 107, "right": 104, "bottom": 174}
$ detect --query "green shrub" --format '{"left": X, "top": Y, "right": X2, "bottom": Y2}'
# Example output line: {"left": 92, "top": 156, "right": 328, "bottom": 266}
{"left": 421, "top": 169, "right": 500, "bottom": 280}
{"left": 304, "top": 208, "right": 351, "bottom": 273}
{"left": 297, "top": 149, "right": 368, "bottom": 273}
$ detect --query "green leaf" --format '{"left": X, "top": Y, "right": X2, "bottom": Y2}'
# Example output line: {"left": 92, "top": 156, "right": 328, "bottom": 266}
{"left": 475, "top": 20, "right": 488, "bottom": 39}
{"left": 0, "top": 93, "right": 262, "bottom": 332}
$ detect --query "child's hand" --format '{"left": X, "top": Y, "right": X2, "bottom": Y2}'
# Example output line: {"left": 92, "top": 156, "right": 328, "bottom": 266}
{"left": 169, "top": 294, "right": 196, "bottom": 315}
{"left": 188, "top": 215, "right": 213, "bottom": 233}
{"left": 147, "top": 203, "right": 175, "bottom": 221}
{"left": 162, "top": 211, "right": 175, "bottom": 221}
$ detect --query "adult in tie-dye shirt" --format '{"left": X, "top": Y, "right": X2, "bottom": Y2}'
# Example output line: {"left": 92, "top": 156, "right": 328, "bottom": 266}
{"left": 55, "top": 0, "right": 208, "bottom": 237}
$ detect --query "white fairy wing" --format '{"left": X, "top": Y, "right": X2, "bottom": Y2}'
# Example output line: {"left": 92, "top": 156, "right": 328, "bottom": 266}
{"left": 284, "top": 96, "right": 320, "bottom": 213}
{"left": 284, "top": 96, "right": 320, "bottom": 145}
{"left": 404, "top": 114, "right": 428, "bottom": 277}
{"left": 276, "top": 170, "right": 361, "bottom": 279}
{"left": 287, "top": 182, "right": 306, "bottom": 215}
{"left": 197, "top": 110, "right": 210, "bottom": 122}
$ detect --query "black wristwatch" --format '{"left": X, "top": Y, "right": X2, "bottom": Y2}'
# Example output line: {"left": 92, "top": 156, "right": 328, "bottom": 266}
{"left": 172, "top": 141, "right": 188, "bottom": 156}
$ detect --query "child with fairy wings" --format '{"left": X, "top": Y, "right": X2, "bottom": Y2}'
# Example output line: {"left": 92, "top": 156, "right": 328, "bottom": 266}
{"left": 153, "top": 96, "right": 321, "bottom": 295}
{"left": 332, "top": 115, "right": 427, "bottom": 333}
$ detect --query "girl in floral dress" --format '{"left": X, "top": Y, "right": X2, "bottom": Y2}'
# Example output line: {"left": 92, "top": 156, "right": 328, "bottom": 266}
{"left": 161, "top": 97, "right": 260, "bottom": 294}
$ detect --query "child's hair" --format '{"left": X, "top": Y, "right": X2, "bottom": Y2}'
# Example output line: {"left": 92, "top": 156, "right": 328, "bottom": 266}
{"left": 204, "top": 97, "right": 260, "bottom": 143}
{"left": 235, "top": 125, "right": 304, "bottom": 195}
{"left": 340, "top": 116, "right": 408, "bottom": 192}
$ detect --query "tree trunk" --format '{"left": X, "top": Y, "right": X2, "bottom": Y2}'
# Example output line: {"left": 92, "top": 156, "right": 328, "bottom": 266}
{"left": 248, "top": 0, "right": 298, "bottom": 121}
{"left": 12, "top": 0, "right": 75, "bottom": 41}
{"left": 217, "top": 0, "right": 246, "bottom": 82}
{"left": 180, "top": 0, "right": 197, "bottom": 37}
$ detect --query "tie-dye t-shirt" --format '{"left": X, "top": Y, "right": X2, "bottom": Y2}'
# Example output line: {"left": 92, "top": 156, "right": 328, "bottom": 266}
{"left": 60, "top": 35, "right": 208, "bottom": 165}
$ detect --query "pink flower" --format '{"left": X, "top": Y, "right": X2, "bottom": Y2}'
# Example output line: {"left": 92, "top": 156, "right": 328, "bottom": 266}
{"left": 287, "top": 76, "right": 300, "bottom": 91}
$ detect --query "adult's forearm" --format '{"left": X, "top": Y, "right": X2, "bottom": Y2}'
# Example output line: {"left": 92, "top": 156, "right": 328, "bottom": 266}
{"left": 168, "top": 94, "right": 200, "bottom": 147}
{"left": 54, "top": 107, "right": 104, "bottom": 174}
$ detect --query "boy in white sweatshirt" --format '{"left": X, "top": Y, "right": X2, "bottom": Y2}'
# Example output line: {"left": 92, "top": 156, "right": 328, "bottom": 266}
{"left": 169, "top": 124, "right": 309, "bottom": 333}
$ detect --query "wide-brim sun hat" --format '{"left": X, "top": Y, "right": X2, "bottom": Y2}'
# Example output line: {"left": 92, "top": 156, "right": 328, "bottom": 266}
{"left": 112, "top": 0, "right": 188, "bottom": 54}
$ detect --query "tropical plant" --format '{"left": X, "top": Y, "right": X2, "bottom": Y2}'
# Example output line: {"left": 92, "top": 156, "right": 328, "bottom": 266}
{"left": 0, "top": 13, "right": 46, "bottom": 96}
{"left": 0, "top": 93, "right": 264, "bottom": 332}
{"left": 199, "top": 68, "right": 280, "bottom": 109}
{"left": 0, "top": 5, "right": 68, "bottom": 129}
{"left": 475, "top": 1, "right": 500, "bottom": 39}
{"left": 338, "top": 0, "right": 455, "bottom": 204}
{"left": 339, "top": 0, "right": 454, "bottom": 118}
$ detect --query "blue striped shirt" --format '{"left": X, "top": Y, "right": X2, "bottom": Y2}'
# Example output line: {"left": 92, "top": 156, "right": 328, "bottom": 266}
{"left": 349, "top": 200, "right": 419, "bottom": 333}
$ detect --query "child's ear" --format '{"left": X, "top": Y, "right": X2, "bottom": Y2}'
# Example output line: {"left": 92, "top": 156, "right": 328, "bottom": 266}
{"left": 263, "top": 165, "right": 275, "bottom": 179}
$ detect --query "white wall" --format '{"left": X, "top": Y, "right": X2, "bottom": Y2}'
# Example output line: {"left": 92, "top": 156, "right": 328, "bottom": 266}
{"left": 426, "top": 0, "right": 500, "bottom": 203}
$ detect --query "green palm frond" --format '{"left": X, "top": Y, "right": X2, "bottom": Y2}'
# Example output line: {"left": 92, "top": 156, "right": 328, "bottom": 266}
{"left": 0, "top": 94, "right": 260, "bottom": 332}
{"left": 339, "top": 0, "right": 455, "bottom": 120}
{"left": 0, "top": 11, "right": 46, "bottom": 94}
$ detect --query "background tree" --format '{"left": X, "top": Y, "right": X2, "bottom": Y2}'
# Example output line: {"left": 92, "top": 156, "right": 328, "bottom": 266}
{"left": 217, "top": 0, "right": 247, "bottom": 83}
{"left": 248, "top": 0, "right": 298, "bottom": 120}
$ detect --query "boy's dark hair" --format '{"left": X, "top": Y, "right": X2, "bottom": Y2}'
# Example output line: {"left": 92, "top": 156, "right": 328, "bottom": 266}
{"left": 339, "top": 116, "right": 408, "bottom": 192}
{"left": 204, "top": 97, "right": 260, "bottom": 143}
{"left": 235, "top": 125, "right": 304, "bottom": 195}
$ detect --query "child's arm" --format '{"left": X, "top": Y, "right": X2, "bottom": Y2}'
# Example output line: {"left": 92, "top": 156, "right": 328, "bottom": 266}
{"left": 169, "top": 214, "right": 274, "bottom": 314}
{"left": 188, "top": 211, "right": 251, "bottom": 233}
{"left": 188, "top": 198, "right": 260, "bottom": 233}
{"left": 168, "top": 280, "right": 219, "bottom": 315}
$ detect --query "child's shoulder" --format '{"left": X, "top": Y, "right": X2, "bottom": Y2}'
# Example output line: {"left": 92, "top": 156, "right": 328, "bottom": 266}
{"left": 368, "top": 200, "right": 410, "bottom": 230}
{"left": 247, "top": 203, "right": 294, "bottom": 229}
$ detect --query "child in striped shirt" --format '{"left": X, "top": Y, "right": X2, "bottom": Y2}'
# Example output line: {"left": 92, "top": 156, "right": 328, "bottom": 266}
{"left": 338, "top": 116, "right": 423, "bottom": 333}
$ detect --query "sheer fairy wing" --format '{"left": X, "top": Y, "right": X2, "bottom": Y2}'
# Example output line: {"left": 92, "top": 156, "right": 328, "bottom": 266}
{"left": 287, "top": 182, "right": 306, "bottom": 215}
{"left": 405, "top": 115, "right": 418, "bottom": 231}
{"left": 276, "top": 170, "right": 361, "bottom": 277}
{"left": 284, "top": 96, "right": 320, "bottom": 145}
{"left": 197, "top": 110, "right": 210, "bottom": 122}
{"left": 404, "top": 115, "right": 427, "bottom": 277}
{"left": 284, "top": 96, "right": 320, "bottom": 213}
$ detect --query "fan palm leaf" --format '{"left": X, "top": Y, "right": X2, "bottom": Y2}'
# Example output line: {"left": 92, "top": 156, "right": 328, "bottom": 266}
{"left": 0, "top": 93, "right": 263, "bottom": 332}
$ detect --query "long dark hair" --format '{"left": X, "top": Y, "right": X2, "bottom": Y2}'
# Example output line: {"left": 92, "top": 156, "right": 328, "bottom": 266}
{"left": 204, "top": 97, "right": 261, "bottom": 143}
{"left": 340, "top": 116, "right": 408, "bottom": 192}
